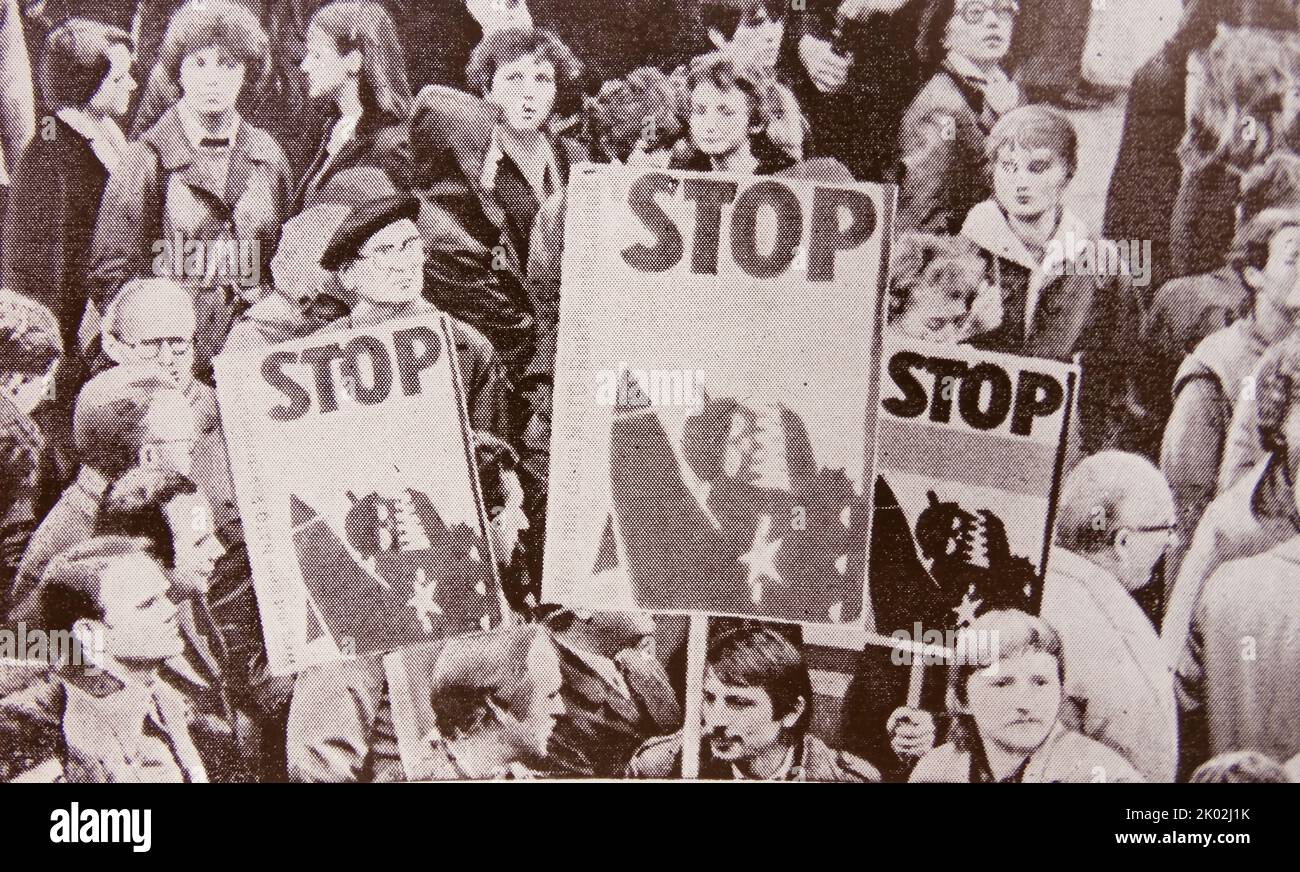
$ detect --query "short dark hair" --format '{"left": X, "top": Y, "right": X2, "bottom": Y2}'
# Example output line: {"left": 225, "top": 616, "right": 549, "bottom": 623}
{"left": 38, "top": 18, "right": 133, "bottom": 113}
{"left": 429, "top": 624, "right": 553, "bottom": 738}
{"left": 466, "top": 26, "right": 583, "bottom": 113}
{"left": 707, "top": 625, "right": 812, "bottom": 740}
{"left": 699, "top": 0, "right": 788, "bottom": 40}
{"left": 72, "top": 370, "right": 181, "bottom": 478}
{"left": 96, "top": 467, "right": 200, "bottom": 570}
{"left": 473, "top": 430, "right": 520, "bottom": 513}
{"left": 40, "top": 536, "right": 149, "bottom": 634}
{"left": 156, "top": 0, "right": 268, "bottom": 88}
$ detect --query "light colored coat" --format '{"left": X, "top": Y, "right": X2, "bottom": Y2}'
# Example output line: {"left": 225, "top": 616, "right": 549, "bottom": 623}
{"left": 1041, "top": 547, "right": 1177, "bottom": 782}
{"left": 910, "top": 723, "right": 1144, "bottom": 783}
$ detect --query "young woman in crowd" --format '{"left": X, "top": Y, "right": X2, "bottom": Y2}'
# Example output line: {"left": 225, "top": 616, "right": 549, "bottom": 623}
{"left": 1161, "top": 208, "right": 1300, "bottom": 593}
{"left": 2, "top": 19, "right": 136, "bottom": 491}
{"left": 673, "top": 51, "right": 804, "bottom": 175}
{"left": 886, "top": 231, "right": 1001, "bottom": 344}
{"left": 910, "top": 609, "right": 1143, "bottom": 782}
{"left": 897, "top": 0, "right": 1024, "bottom": 235}
{"left": 88, "top": 0, "right": 294, "bottom": 384}
{"left": 410, "top": 25, "right": 585, "bottom": 377}
{"left": 961, "top": 105, "right": 1146, "bottom": 454}
{"left": 291, "top": 0, "right": 412, "bottom": 216}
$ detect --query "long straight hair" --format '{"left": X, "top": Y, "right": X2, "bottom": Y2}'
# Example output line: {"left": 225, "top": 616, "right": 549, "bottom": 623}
{"left": 307, "top": 1, "right": 412, "bottom": 127}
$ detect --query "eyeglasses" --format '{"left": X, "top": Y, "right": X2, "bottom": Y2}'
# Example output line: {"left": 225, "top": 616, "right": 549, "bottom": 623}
{"left": 958, "top": 0, "right": 1019, "bottom": 24}
{"left": 358, "top": 235, "right": 423, "bottom": 260}
{"left": 1111, "top": 523, "right": 1179, "bottom": 544}
{"left": 118, "top": 336, "right": 193, "bottom": 359}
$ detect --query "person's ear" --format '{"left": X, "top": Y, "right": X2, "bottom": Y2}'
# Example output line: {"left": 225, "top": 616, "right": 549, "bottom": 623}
{"left": 344, "top": 48, "right": 363, "bottom": 77}
{"left": 72, "top": 618, "right": 102, "bottom": 659}
{"left": 102, "top": 330, "right": 129, "bottom": 365}
{"left": 1243, "top": 265, "right": 1266, "bottom": 292}
{"left": 779, "top": 694, "right": 807, "bottom": 731}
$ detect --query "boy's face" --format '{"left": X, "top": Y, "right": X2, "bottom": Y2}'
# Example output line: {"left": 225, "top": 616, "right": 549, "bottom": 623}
{"left": 89, "top": 43, "right": 137, "bottom": 119}
{"left": 690, "top": 81, "right": 753, "bottom": 159}
{"left": 179, "top": 45, "right": 247, "bottom": 115}
{"left": 2, "top": 370, "right": 55, "bottom": 417}
{"left": 993, "top": 143, "right": 1070, "bottom": 221}
{"left": 489, "top": 53, "right": 557, "bottom": 132}
{"left": 964, "top": 651, "right": 1060, "bottom": 757}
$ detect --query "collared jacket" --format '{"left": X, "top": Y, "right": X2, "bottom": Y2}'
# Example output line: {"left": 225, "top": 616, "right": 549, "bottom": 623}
{"left": 409, "top": 84, "right": 585, "bottom": 378}
{"left": 89, "top": 104, "right": 294, "bottom": 381}
{"left": 1177, "top": 534, "right": 1300, "bottom": 773}
{"left": 1041, "top": 547, "right": 1177, "bottom": 783}
{"left": 909, "top": 723, "right": 1144, "bottom": 783}
{"left": 626, "top": 731, "right": 880, "bottom": 781}
{"left": 290, "top": 113, "right": 413, "bottom": 217}
{"left": 961, "top": 200, "right": 1151, "bottom": 455}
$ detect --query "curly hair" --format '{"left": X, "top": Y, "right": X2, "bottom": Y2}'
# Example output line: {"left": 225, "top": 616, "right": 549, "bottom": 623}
{"left": 887, "top": 232, "right": 986, "bottom": 324}
{"left": 153, "top": 0, "right": 269, "bottom": 102}
{"left": 685, "top": 51, "right": 806, "bottom": 162}
{"left": 466, "top": 27, "right": 584, "bottom": 119}
{"left": 585, "top": 66, "right": 686, "bottom": 162}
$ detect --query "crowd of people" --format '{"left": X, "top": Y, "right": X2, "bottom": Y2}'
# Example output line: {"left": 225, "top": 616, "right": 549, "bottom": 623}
{"left": 1, "top": 0, "right": 1300, "bottom": 782}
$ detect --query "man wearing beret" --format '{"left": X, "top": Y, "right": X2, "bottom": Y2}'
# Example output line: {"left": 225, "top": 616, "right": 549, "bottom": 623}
{"left": 319, "top": 193, "right": 512, "bottom": 438}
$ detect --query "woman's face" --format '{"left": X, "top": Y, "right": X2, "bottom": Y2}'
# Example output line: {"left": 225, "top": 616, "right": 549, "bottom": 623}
{"left": 730, "top": 12, "right": 786, "bottom": 70}
{"left": 489, "top": 53, "right": 557, "bottom": 131}
{"left": 690, "top": 81, "right": 753, "bottom": 159}
{"left": 301, "top": 25, "right": 358, "bottom": 102}
{"left": 179, "top": 45, "right": 247, "bottom": 115}
{"left": 945, "top": 0, "right": 1016, "bottom": 65}
{"left": 964, "top": 651, "right": 1061, "bottom": 757}
{"left": 993, "top": 143, "right": 1070, "bottom": 221}
{"left": 896, "top": 282, "right": 971, "bottom": 343}
{"left": 88, "top": 43, "right": 137, "bottom": 119}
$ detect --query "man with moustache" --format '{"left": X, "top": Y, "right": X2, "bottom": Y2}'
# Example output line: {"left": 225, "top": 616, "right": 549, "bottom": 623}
{"left": 627, "top": 624, "right": 879, "bottom": 781}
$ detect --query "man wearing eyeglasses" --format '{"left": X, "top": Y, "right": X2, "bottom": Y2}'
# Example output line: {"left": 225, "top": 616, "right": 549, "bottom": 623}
{"left": 318, "top": 194, "right": 511, "bottom": 438}
{"left": 1037, "top": 450, "right": 1179, "bottom": 782}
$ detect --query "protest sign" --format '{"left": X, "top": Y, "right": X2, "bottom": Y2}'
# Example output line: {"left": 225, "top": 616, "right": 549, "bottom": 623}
{"left": 543, "top": 164, "right": 892, "bottom": 627}
{"left": 215, "top": 314, "right": 501, "bottom": 674}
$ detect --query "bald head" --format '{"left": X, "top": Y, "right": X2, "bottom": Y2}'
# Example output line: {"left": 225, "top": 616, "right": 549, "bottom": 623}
{"left": 105, "top": 279, "right": 196, "bottom": 343}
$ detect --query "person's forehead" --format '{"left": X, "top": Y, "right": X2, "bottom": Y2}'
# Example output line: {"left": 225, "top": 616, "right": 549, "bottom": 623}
{"left": 704, "top": 667, "right": 770, "bottom": 700}
{"left": 164, "top": 491, "right": 211, "bottom": 527}
{"left": 498, "top": 53, "right": 554, "bottom": 75}
{"left": 1267, "top": 223, "right": 1300, "bottom": 250}
{"left": 116, "top": 292, "right": 195, "bottom": 340}
{"left": 997, "top": 143, "right": 1061, "bottom": 165}
{"left": 106, "top": 43, "right": 132, "bottom": 67}
{"left": 500, "top": 469, "right": 525, "bottom": 503}
{"left": 360, "top": 219, "right": 421, "bottom": 252}
{"left": 974, "top": 650, "right": 1058, "bottom": 681}
{"left": 101, "top": 554, "right": 170, "bottom": 609}
{"left": 692, "top": 80, "right": 745, "bottom": 104}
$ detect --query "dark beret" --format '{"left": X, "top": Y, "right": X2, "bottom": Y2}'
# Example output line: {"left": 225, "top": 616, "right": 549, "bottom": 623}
{"left": 319, "top": 194, "right": 421, "bottom": 272}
